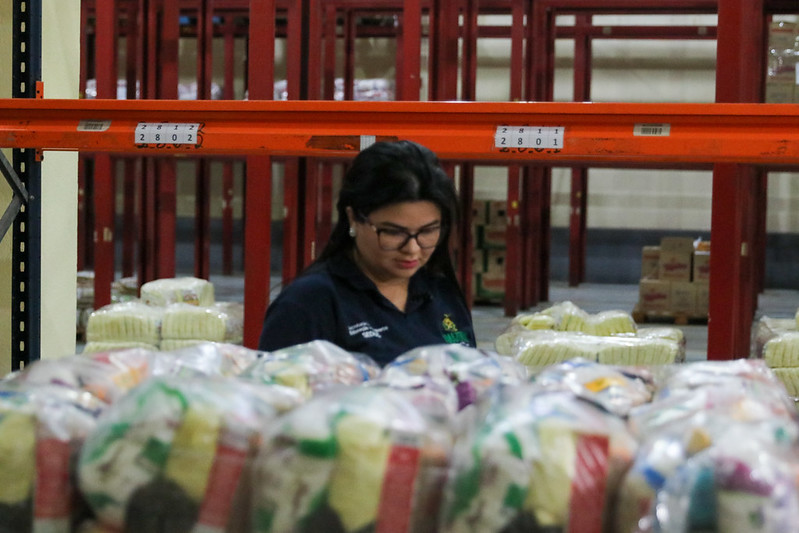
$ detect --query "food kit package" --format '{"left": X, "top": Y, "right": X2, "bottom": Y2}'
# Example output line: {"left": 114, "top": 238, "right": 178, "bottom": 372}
{"left": 3, "top": 348, "right": 155, "bottom": 404}
{"left": 239, "top": 340, "right": 379, "bottom": 399}
{"left": 154, "top": 342, "right": 263, "bottom": 378}
{"left": 85, "top": 301, "right": 164, "bottom": 347}
{"left": 379, "top": 344, "right": 527, "bottom": 411}
{"left": 531, "top": 358, "right": 654, "bottom": 418}
{"left": 139, "top": 276, "right": 215, "bottom": 307}
{"left": 0, "top": 385, "right": 101, "bottom": 533}
{"left": 251, "top": 385, "right": 453, "bottom": 533}
{"left": 160, "top": 303, "right": 227, "bottom": 342}
{"left": 439, "top": 386, "right": 637, "bottom": 533}
{"left": 616, "top": 419, "right": 799, "bottom": 533}
{"left": 78, "top": 376, "right": 301, "bottom": 532}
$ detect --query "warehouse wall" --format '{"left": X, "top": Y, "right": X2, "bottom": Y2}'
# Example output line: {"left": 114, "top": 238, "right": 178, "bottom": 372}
{"left": 0, "top": 1, "right": 80, "bottom": 374}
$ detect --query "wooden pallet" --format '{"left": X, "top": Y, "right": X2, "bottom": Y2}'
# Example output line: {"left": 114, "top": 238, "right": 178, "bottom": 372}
{"left": 632, "top": 307, "right": 708, "bottom": 326}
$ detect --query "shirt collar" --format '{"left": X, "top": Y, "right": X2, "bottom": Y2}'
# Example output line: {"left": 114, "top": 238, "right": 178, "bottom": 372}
{"left": 329, "top": 253, "right": 434, "bottom": 303}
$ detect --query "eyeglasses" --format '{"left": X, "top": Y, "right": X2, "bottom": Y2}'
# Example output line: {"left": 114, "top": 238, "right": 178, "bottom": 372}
{"left": 361, "top": 218, "right": 443, "bottom": 251}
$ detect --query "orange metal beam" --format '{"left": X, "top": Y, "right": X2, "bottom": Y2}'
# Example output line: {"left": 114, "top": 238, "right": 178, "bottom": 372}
{"left": 2, "top": 99, "right": 799, "bottom": 166}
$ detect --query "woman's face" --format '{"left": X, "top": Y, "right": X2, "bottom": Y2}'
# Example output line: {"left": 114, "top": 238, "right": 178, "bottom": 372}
{"left": 348, "top": 200, "right": 443, "bottom": 284}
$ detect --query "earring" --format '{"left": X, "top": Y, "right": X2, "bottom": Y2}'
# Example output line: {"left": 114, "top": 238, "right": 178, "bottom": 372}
{"left": 349, "top": 227, "right": 356, "bottom": 237}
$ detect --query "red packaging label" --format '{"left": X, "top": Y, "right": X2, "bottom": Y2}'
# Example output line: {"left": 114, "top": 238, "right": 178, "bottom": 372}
{"left": 375, "top": 440, "right": 421, "bottom": 533}
{"left": 567, "top": 434, "right": 609, "bottom": 533}
{"left": 196, "top": 443, "right": 248, "bottom": 529}
{"left": 34, "top": 438, "right": 72, "bottom": 519}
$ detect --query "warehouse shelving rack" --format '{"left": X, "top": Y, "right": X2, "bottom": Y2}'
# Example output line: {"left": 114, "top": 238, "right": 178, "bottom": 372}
{"left": 3, "top": 0, "right": 797, "bottom": 365}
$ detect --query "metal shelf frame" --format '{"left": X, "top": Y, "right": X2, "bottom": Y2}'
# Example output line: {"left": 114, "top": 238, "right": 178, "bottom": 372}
{"left": 7, "top": 0, "right": 796, "bottom": 363}
{"left": 2, "top": 97, "right": 799, "bottom": 359}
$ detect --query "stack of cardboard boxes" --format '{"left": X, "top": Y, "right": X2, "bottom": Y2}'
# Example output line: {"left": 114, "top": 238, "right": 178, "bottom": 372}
{"left": 471, "top": 199, "right": 508, "bottom": 303}
{"left": 637, "top": 236, "right": 710, "bottom": 320}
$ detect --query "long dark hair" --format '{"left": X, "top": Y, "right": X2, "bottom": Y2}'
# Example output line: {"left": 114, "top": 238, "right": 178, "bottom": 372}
{"left": 315, "top": 140, "right": 462, "bottom": 283}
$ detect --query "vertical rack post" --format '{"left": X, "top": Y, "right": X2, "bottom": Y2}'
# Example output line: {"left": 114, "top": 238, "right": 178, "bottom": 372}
{"left": 11, "top": 0, "right": 42, "bottom": 368}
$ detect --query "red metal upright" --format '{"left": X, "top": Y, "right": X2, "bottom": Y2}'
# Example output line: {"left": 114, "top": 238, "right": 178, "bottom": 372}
{"left": 244, "top": 0, "right": 276, "bottom": 348}
{"left": 221, "top": 16, "right": 238, "bottom": 275}
{"left": 569, "top": 14, "right": 592, "bottom": 287}
{"left": 194, "top": 0, "right": 214, "bottom": 280}
{"left": 93, "top": 0, "right": 118, "bottom": 309}
{"left": 709, "top": 0, "right": 766, "bottom": 359}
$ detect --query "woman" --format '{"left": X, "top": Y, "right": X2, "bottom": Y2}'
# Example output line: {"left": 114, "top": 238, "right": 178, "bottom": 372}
{"left": 258, "top": 140, "right": 476, "bottom": 366}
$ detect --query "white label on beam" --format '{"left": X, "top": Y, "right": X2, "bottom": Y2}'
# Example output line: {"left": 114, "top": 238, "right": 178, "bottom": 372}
{"left": 135, "top": 122, "right": 201, "bottom": 145}
{"left": 494, "top": 125, "right": 564, "bottom": 149}
{"left": 78, "top": 120, "right": 111, "bottom": 132}
{"left": 634, "top": 123, "right": 671, "bottom": 136}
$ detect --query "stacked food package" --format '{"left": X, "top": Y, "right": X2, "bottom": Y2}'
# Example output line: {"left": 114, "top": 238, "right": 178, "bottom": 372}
{"left": 83, "top": 277, "right": 244, "bottom": 353}
{"left": 239, "top": 340, "right": 381, "bottom": 399}
{"left": 4, "top": 335, "right": 799, "bottom": 531}
{"left": 752, "top": 311, "right": 799, "bottom": 397}
{"left": 616, "top": 359, "right": 799, "bottom": 532}
{"left": 497, "top": 301, "right": 685, "bottom": 370}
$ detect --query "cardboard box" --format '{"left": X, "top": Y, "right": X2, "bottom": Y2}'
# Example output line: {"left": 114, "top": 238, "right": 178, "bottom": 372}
{"left": 695, "top": 283, "right": 709, "bottom": 316}
{"left": 659, "top": 250, "right": 692, "bottom": 282}
{"left": 472, "top": 248, "right": 487, "bottom": 274}
{"left": 693, "top": 250, "right": 710, "bottom": 283}
{"left": 474, "top": 272, "right": 505, "bottom": 302}
{"left": 660, "top": 236, "right": 695, "bottom": 255}
{"left": 670, "top": 281, "right": 697, "bottom": 315}
{"left": 641, "top": 246, "right": 660, "bottom": 279}
{"left": 476, "top": 224, "right": 507, "bottom": 249}
{"left": 639, "top": 279, "right": 671, "bottom": 313}
{"left": 487, "top": 200, "right": 508, "bottom": 227}
{"left": 485, "top": 248, "right": 506, "bottom": 275}
{"left": 471, "top": 200, "right": 489, "bottom": 227}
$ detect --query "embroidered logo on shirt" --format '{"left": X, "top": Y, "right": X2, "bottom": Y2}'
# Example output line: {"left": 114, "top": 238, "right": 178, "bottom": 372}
{"left": 441, "top": 314, "right": 470, "bottom": 345}
{"left": 348, "top": 321, "right": 388, "bottom": 339}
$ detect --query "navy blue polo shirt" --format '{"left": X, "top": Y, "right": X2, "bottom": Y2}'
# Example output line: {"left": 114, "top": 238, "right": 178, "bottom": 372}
{"left": 258, "top": 254, "right": 476, "bottom": 366}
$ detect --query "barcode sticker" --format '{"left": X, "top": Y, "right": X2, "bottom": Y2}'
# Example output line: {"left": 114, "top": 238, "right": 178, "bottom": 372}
{"left": 634, "top": 123, "right": 671, "bottom": 137}
{"left": 494, "top": 125, "right": 564, "bottom": 150}
{"left": 135, "top": 122, "right": 201, "bottom": 145}
{"left": 78, "top": 120, "right": 111, "bottom": 132}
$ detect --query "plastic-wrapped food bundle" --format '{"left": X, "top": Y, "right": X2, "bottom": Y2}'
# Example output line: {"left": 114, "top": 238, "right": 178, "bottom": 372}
{"left": 753, "top": 316, "right": 796, "bottom": 359}
{"left": 159, "top": 302, "right": 243, "bottom": 350}
{"left": 440, "top": 386, "right": 637, "bottom": 533}
{"left": 252, "top": 385, "right": 453, "bottom": 533}
{"left": 380, "top": 344, "right": 527, "bottom": 411}
{"left": 140, "top": 276, "right": 215, "bottom": 307}
{"left": 498, "top": 327, "right": 682, "bottom": 371}
{"left": 651, "top": 428, "right": 799, "bottom": 533}
{"left": 584, "top": 310, "right": 638, "bottom": 336}
{"left": 3, "top": 348, "right": 155, "bottom": 404}
{"left": 84, "top": 301, "right": 163, "bottom": 352}
{"left": 532, "top": 358, "right": 654, "bottom": 418}
{"left": 0, "top": 384, "right": 101, "bottom": 533}
{"left": 762, "top": 332, "right": 799, "bottom": 368}
{"left": 154, "top": 342, "right": 263, "bottom": 378}
{"left": 595, "top": 336, "right": 681, "bottom": 366}
{"left": 617, "top": 416, "right": 799, "bottom": 532}
{"left": 239, "top": 340, "right": 379, "bottom": 399}
{"left": 78, "top": 376, "right": 302, "bottom": 532}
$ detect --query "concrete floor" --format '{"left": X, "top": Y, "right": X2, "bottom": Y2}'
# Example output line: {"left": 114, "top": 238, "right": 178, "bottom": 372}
{"left": 211, "top": 275, "right": 799, "bottom": 362}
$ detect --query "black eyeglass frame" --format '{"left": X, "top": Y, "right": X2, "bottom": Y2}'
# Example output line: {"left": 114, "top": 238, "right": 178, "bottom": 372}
{"left": 357, "top": 214, "right": 444, "bottom": 251}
